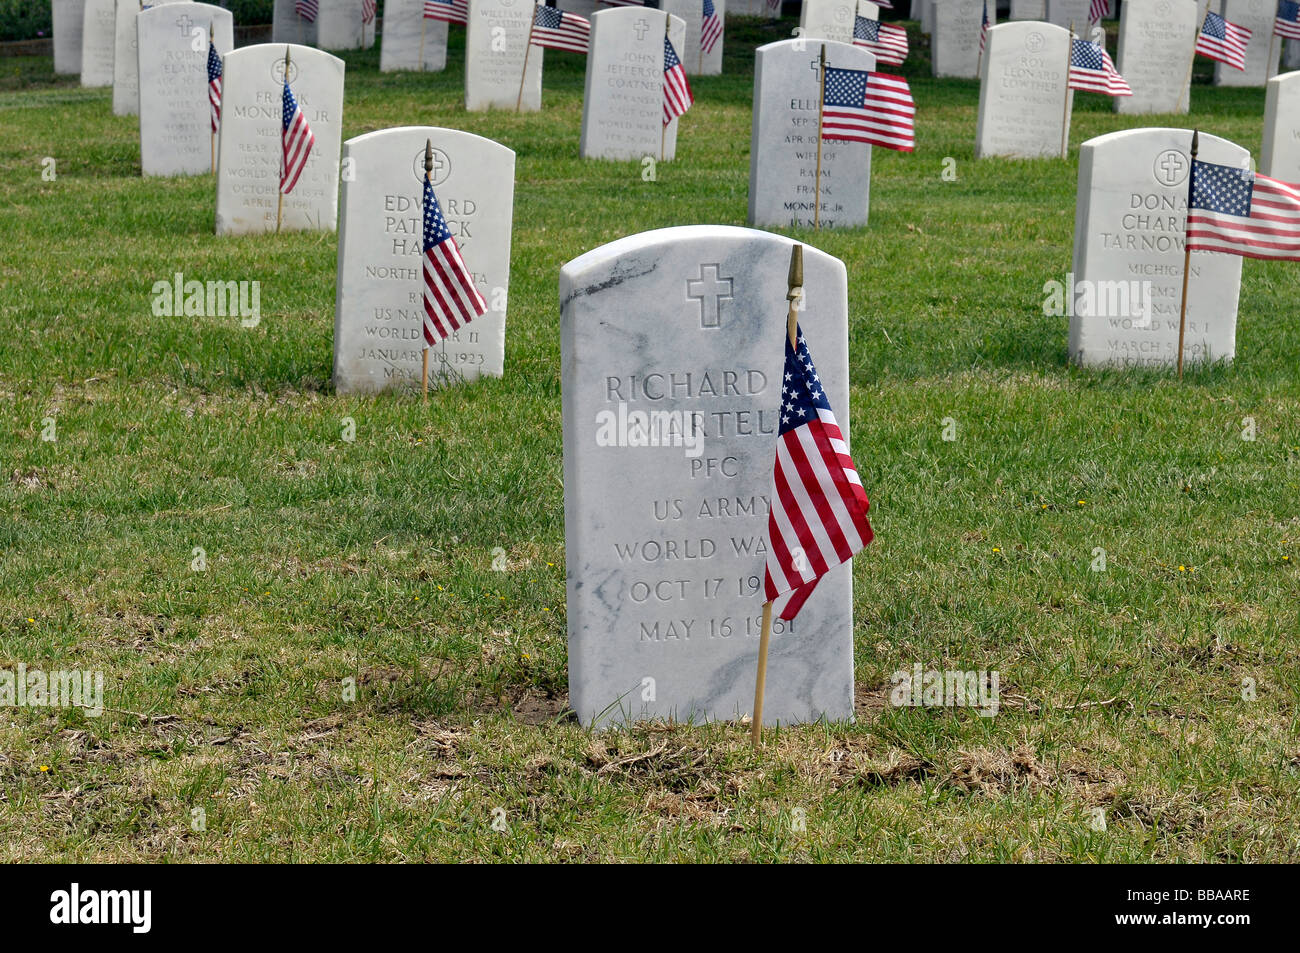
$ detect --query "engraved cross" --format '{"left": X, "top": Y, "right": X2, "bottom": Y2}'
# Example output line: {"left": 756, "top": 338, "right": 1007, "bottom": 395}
{"left": 176, "top": 14, "right": 194, "bottom": 36}
{"left": 687, "top": 264, "right": 734, "bottom": 330}
{"left": 635, "top": 18, "right": 650, "bottom": 40}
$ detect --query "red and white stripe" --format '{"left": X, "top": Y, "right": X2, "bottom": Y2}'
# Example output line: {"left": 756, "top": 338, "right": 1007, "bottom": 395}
{"left": 765, "top": 409, "right": 872, "bottom": 621}
{"left": 1196, "top": 13, "right": 1252, "bottom": 70}
{"left": 362, "top": 0, "right": 376, "bottom": 25}
{"left": 823, "top": 72, "right": 915, "bottom": 153}
{"left": 701, "top": 1, "right": 721, "bottom": 56}
{"left": 424, "top": 246, "right": 486, "bottom": 343}
{"left": 280, "top": 99, "right": 314, "bottom": 195}
{"left": 532, "top": 7, "right": 592, "bottom": 55}
{"left": 424, "top": 0, "right": 469, "bottom": 24}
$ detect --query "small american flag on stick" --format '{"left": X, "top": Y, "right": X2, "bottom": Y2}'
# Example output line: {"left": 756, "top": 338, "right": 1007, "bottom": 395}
{"left": 207, "top": 35, "right": 222, "bottom": 132}
{"left": 821, "top": 67, "right": 915, "bottom": 152}
{"left": 852, "top": 14, "right": 908, "bottom": 66}
{"left": 663, "top": 35, "right": 694, "bottom": 124}
{"left": 421, "top": 176, "right": 488, "bottom": 345}
{"left": 425, "top": 0, "right": 468, "bottom": 25}
{"left": 1186, "top": 158, "right": 1300, "bottom": 261}
{"left": 763, "top": 324, "right": 873, "bottom": 621}
{"left": 1196, "top": 11, "right": 1251, "bottom": 70}
{"left": 295, "top": 0, "right": 319, "bottom": 22}
{"left": 701, "top": 0, "right": 722, "bottom": 55}
{"left": 1276, "top": 0, "right": 1300, "bottom": 40}
{"left": 1067, "top": 38, "right": 1131, "bottom": 96}
{"left": 1088, "top": 0, "right": 1107, "bottom": 24}
{"left": 531, "top": 4, "right": 592, "bottom": 54}
{"left": 280, "top": 78, "right": 315, "bottom": 194}
{"left": 362, "top": 0, "right": 376, "bottom": 25}
{"left": 979, "top": 0, "right": 989, "bottom": 55}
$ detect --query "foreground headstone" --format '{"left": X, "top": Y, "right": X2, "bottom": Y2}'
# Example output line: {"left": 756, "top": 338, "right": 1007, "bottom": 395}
{"left": 138, "top": 3, "right": 234, "bottom": 177}
{"left": 933, "top": 0, "right": 993, "bottom": 78}
{"left": 580, "top": 9, "right": 687, "bottom": 161}
{"left": 272, "top": 0, "right": 318, "bottom": 45}
{"left": 1044, "top": 0, "right": 1089, "bottom": 29}
{"left": 1070, "top": 128, "right": 1246, "bottom": 367}
{"left": 663, "top": 0, "right": 725, "bottom": 76}
{"left": 976, "top": 21, "right": 1071, "bottom": 159}
{"left": 81, "top": 0, "right": 117, "bottom": 88}
{"left": 334, "top": 127, "right": 514, "bottom": 393}
{"left": 1213, "top": 0, "right": 1276, "bottom": 87}
{"left": 1261, "top": 70, "right": 1300, "bottom": 178}
{"left": 748, "top": 38, "right": 875, "bottom": 227}
{"left": 560, "top": 225, "right": 855, "bottom": 728}
{"left": 214, "top": 45, "right": 345, "bottom": 235}
{"left": 379, "top": 0, "right": 449, "bottom": 72}
{"left": 466, "top": 0, "right": 543, "bottom": 111}
{"left": 798, "top": 0, "right": 868, "bottom": 46}
{"left": 54, "top": 0, "right": 88, "bottom": 75}
{"left": 315, "top": 0, "right": 364, "bottom": 50}
{"left": 1115, "top": 0, "right": 1198, "bottom": 114}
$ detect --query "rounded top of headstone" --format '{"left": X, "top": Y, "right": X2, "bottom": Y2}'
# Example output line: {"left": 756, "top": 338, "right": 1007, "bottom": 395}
{"left": 223, "top": 42, "right": 345, "bottom": 82}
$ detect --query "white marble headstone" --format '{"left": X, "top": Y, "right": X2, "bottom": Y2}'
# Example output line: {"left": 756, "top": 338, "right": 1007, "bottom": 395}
{"left": 1044, "top": 0, "right": 1090, "bottom": 29}
{"left": 663, "top": 0, "right": 725, "bottom": 76}
{"left": 1213, "top": 0, "right": 1276, "bottom": 87}
{"left": 316, "top": 0, "right": 365, "bottom": 50}
{"left": 748, "top": 38, "right": 875, "bottom": 227}
{"left": 933, "top": 0, "right": 993, "bottom": 78}
{"left": 465, "top": 0, "right": 543, "bottom": 111}
{"left": 54, "top": 0, "right": 88, "bottom": 75}
{"left": 1115, "top": 0, "right": 1198, "bottom": 115}
{"left": 138, "top": 3, "right": 234, "bottom": 177}
{"left": 1261, "top": 70, "right": 1300, "bottom": 178}
{"left": 380, "top": 0, "right": 449, "bottom": 72}
{"left": 976, "top": 21, "right": 1071, "bottom": 159}
{"left": 580, "top": 9, "right": 687, "bottom": 161}
{"left": 81, "top": 0, "right": 117, "bottom": 87}
{"left": 798, "top": 0, "right": 869, "bottom": 46}
{"left": 1009, "top": 0, "right": 1046, "bottom": 19}
{"left": 214, "top": 45, "right": 345, "bottom": 235}
{"left": 1286, "top": 38, "right": 1300, "bottom": 69}
{"left": 1070, "top": 128, "right": 1246, "bottom": 367}
{"left": 560, "top": 225, "right": 856, "bottom": 728}
{"left": 334, "top": 127, "right": 515, "bottom": 393}
{"left": 272, "top": 0, "right": 318, "bottom": 45}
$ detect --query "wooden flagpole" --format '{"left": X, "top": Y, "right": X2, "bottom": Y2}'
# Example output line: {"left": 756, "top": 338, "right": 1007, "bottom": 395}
{"left": 1179, "top": 9, "right": 1207, "bottom": 113}
{"left": 752, "top": 244, "right": 803, "bottom": 751}
{"left": 210, "top": 22, "right": 217, "bottom": 174}
{"left": 661, "top": 13, "right": 671, "bottom": 162}
{"left": 1060, "top": 22, "right": 1074, "bottom": 158}
{"left": 814, "top": 44, "right": 826, "bottom": 230}
{"left": 276, "top": 46, "right": 290, "bottom": 234}
{"left": 516, "top": 2, "right": 540, "bottom": 113}
{"left": 1176, "top": 128, "right": 1199, "bottom": 380}
{"left": 1267, "top": 28, "right": 1279, "bottom": 82}
{"left": 422, "top": 139, "right": 433, "bottom": 402}
{"left": 419, "top": 8, "right": 428, "bottom": 71}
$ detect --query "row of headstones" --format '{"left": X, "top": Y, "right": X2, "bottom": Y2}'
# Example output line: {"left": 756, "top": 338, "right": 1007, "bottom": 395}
{"left": 920, "top": 0, "right": 1298, "bottom": 90}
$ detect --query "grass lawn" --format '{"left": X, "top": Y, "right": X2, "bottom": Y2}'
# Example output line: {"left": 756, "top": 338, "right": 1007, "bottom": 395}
{"left": 0, "top": 19, "right": 1297, "bottom": 862}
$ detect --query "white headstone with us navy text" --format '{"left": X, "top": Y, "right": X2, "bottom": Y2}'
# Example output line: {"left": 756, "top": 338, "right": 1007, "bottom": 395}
{"left": 560, "top": 225, "right": 856, "bottom": 728}
{"left": 334, "top": 127, "right": 515, "bottom": 393}
{"left": 215, "top": 44, "right": 345, "bottom": 235}
{"left": 1069, "top": 127, "right": 1246, "bottom": 367}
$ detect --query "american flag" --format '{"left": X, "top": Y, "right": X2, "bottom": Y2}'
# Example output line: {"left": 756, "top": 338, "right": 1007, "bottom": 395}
{"left": 701, "top": 0, "right": 721, "bottom": 55}
{"left": 763, "top": 325, "right": 872, "bottom": 621}
{"left": 1196, "top": 11, "right": 1251, "bottom": 70}
{"left": 1276, "top": 0, "right": 1300, "bottom": 41}
{"left": 1089, "top": 0, "right": 1107, "bottom": 24}
{"left": 531, "top": 4, "right": 591, "bottom": 54}
{"left": 280, "top": 80, "right": 315, "bottom": 195}
{"left": 851, "top": 14, "right": 908, "bottom": 66}
{"left": 207, "top": 37, "right": 222, "bottom": 133}
{"left": 1067, "top": 38, "right": 1131, "bottom": 96}
{"left": 295, "top": 0, "right": 318, "bottom": 22}
{"left": 663, "top": 35, "right": 694, "bottom": 124}
{"left": 821, "top": 67, "right": 915, "bottom": 152}
{"left": 425, "top": 0, "right": 468, "bottom": 24}
{"left": 1186, "top": 158, "right": 1300, "bottom": 261}
{"left": 874, "top": 0, "right": 893, "bottom": 8}
{"left": 979, "top": 0, "right": 989, "bottom": 55}
{"left": 362, "top": 0, "right": 376, "bottom": 25}
{"left": 421, "top": 177, "right": 487, "bottom": 345}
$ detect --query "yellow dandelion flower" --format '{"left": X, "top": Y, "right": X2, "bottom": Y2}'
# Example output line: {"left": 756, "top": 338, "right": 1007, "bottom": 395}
{"left": 39, "top": 765, "right": 49, "bottom": 772}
